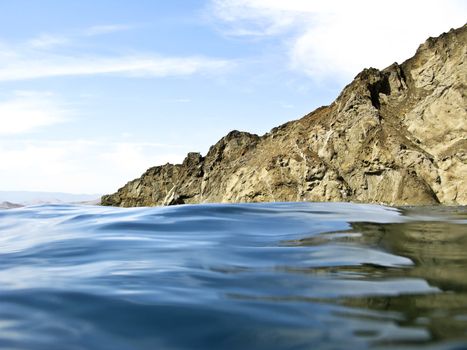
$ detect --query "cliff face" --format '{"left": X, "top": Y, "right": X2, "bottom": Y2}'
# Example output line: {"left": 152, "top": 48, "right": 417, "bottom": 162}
{"left": 102, "top": 25, "right": 466, "bottom": 207}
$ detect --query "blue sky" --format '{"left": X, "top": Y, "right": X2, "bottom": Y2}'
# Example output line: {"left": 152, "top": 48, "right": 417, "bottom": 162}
{"left": 0, "top": 0, "right": 465, "bottom": 194}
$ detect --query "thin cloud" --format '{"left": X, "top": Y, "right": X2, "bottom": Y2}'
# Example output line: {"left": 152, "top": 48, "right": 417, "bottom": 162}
{"left": 210, "top": 0, "right": 467, "bottom": 81}
{"left": 0, "top": 91, "right": 69, "bottom": 134}
{"left": 0, "top": 53, "right": 232, "bottom": 81}
{"left": 25, "top": 24, "right": 131, "bottom": 49}
{"left": 0, "top": 31, "right": 233, "bottom": 81}
{"left": 27, "top": 34, "right": 70, "bottom": 49}
{"left": 0, "top": 25, "right": 234, "bottom": 82}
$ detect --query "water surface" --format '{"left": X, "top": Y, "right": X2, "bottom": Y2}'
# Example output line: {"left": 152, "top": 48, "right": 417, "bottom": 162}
{"left": 0, "top": 203, "right": 466, "bottom": 349}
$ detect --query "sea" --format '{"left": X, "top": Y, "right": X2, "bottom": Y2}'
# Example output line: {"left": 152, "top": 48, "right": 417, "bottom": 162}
{"left": 0, "top": 202, "right": 466, "bottom": 350}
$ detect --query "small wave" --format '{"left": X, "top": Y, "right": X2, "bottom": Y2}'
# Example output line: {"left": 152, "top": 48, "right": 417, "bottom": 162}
{"left": 0, "top": 202, "right": 465, "bottom": 349}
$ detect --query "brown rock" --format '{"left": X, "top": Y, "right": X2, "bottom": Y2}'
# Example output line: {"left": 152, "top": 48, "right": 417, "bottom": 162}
{"left": 101, "top": 24, "right": 467, "bottom": 207}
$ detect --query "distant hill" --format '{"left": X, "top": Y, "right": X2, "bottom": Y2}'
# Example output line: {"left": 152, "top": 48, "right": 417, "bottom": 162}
{"left": 103, "top": 24, "right": 466, "bottom": 207}
{"left": 0, "top": 191, "right": 101, "bottom": 206}
{"left": 0, "top": 201, "right": 23, "bottom": 209}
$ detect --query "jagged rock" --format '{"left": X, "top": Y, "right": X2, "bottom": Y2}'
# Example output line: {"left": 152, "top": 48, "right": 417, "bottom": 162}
{"left": 102, "top": 25, "right": 467, "bottom": 207}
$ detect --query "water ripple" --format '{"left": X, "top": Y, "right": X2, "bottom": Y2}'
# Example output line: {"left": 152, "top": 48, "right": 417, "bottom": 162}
{"left": 0, "top": 202, "right": 466, "bottom": 349}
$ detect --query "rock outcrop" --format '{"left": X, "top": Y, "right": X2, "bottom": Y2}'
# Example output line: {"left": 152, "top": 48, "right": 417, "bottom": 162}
{"left": 102, "top": 25, "right": 466, "bottom": 207}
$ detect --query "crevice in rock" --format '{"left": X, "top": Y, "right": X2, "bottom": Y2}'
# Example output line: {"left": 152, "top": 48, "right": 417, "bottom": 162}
{"left": 368, "top": 74, "right": 391, "bottom": 109}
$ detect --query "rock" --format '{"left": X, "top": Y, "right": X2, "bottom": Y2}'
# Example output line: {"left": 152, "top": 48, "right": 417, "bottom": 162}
{"left": 102, "top": 24, "right": 467, "bottom": 207}
{"left": 0, "top": 201, "right": 23, "bottom": 209}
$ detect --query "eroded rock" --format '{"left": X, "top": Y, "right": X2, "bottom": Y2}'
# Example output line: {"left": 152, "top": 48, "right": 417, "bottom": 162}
{"left": 102, "top": 25, "right": 466, "bottom": 207}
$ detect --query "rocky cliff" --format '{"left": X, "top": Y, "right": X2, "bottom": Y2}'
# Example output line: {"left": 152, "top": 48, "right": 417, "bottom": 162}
{"left": 102, "top": 25, "right": 466, "bottom": 207}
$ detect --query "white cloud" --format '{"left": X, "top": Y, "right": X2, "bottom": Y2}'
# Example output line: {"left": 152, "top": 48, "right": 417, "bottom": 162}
{"left": 0, "top": 53, "right": 232, "bottom": 81}
{"left": 27, "top": 34, "right": 69, "bottom": 49}
{"left": 24, "top": 24, "right": 130, "bottom": 49}
{"left": 210, "top": 0, "right": 467, "bottom": 81}
{"left": 0, "top": 140, "right": 187, "bottom": 193}
{"left": 0, "top": 91, "right": 69, "bottom": 134}
{"left": 0, "top": 25, "right": 233, "bottom": 82}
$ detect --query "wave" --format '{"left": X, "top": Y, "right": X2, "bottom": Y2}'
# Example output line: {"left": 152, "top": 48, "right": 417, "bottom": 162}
{"left": 0, "top": 202, "right": 466, "bottom": 349}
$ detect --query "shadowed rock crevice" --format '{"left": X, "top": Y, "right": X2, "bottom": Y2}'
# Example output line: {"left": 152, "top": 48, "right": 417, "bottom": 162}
{"left": 102, "top": 24, "right": 466, "bottom": 207}
{"left": 368, "top": 73, "right": 391, "bottom": 109}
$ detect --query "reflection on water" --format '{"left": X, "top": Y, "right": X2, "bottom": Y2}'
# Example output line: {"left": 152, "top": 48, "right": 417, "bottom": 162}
{"left": 286, "top": 208, "right": 467, "bottom": 346}
{"left": 0, "top": 203, "right": 465, "bottom": 349}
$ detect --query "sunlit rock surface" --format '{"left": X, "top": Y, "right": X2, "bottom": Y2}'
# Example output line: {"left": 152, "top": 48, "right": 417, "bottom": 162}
{"left": 102, "top": 25, "right": 466, "bottom": 207}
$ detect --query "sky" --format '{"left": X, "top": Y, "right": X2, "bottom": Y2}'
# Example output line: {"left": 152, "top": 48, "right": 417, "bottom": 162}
{"left": 0, "top": 0, "right": 465, "bottom": 194}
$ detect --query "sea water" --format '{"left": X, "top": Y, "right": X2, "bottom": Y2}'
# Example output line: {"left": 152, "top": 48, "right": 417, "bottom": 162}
{"left": 0, "top": 202, "right": 466, "bottom": 349}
